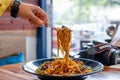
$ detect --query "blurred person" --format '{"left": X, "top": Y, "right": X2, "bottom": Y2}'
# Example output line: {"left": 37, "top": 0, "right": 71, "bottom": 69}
{"left": 106, "top": 25, "right": 116, "bottom": 38}
{"left": 110, "top": 23, "right": 120, "bottom": 47}
{"left": 0, "top": 0, "right": 48, "bottom": 27}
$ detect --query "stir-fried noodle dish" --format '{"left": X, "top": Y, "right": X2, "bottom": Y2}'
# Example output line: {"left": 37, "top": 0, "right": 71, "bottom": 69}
{"left": 36, "top": 25, "right": 92, "bottom": 76}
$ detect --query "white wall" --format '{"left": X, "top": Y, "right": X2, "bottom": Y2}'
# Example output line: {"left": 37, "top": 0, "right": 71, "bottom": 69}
{"left": 26, "top": 36, "right": 37, "bottom": 62}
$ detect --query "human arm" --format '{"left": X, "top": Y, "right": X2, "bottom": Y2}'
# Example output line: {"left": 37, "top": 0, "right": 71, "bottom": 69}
{"left": 2, "top": 0, "right": 48, "bottom": 27}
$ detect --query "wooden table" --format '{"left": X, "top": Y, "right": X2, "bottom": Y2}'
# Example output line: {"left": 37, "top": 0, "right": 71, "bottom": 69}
{"left": 0, "top": 63, "right": 120, "bottom": 80}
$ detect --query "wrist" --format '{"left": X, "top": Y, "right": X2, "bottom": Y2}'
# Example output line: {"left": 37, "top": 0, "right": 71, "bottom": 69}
{"left": 10, "top": 0, "right": 21, "bottom": 18}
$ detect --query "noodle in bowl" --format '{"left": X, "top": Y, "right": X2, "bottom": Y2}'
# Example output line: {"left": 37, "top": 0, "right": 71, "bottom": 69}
{"left": 36, "top": 58, "right": 92, "bottom": 76}
{"left": 23, "top": 58, "right": 104, "bottom": 80}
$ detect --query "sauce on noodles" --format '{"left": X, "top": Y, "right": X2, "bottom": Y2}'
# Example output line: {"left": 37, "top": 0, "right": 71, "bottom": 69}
{"left": 36, "top": 25, "right": 92, "bottom": 76}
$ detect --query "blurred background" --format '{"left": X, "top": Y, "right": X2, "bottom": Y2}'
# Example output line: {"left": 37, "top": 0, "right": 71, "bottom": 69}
{"left": 52, "top": 0, "right": 120, "bottom": 57}
{"left": 0, "top": 0, "right": 120, "bottom": 64}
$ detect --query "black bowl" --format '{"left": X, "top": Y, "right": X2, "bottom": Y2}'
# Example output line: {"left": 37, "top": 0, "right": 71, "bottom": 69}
{"left": 22, "top": 58, "right": 104, "bottom": 80}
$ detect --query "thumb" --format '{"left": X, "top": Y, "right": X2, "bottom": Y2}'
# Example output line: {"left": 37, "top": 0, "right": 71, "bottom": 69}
{"left": 30, "top": 13, "right": 44, "bottom": 26}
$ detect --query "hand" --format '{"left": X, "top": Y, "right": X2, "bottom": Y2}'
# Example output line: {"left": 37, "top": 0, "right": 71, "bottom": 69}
{"left": 18, "top": 2, "right": 48, "bottom": 27}
{"left": 7, "top": 0, "right": 48, "bottom": 27}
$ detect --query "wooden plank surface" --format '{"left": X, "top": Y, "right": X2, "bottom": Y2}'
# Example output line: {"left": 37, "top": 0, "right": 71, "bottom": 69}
{"left": 0, "top": 63, "right": 120, "bottom": 80}
{"left": 0, "top": 63, "right": 38, "bottom": 80}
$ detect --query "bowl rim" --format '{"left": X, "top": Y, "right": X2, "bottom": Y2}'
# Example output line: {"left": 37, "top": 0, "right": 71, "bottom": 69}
{"left": 22, "top": 58, "right": 104, "bottom": 77}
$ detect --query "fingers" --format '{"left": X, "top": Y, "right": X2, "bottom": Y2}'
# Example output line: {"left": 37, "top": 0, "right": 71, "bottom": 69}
{"left": 29, "top": 12, "right": 45, "bottom": 27}
{"left": 18, "top": 2, "right": 49, "bottom": 27}
{"left": 35, "top": 7, "right": 48, "bottom": 27}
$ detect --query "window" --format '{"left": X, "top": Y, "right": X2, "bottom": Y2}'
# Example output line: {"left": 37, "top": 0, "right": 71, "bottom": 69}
{"left": 51, "top": 0, "right": 120, "bottom": 57}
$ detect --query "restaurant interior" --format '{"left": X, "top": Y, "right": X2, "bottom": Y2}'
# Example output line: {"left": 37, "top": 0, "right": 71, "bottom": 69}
{"left": 0, "top": 0, "right": 120, "bottom": 80}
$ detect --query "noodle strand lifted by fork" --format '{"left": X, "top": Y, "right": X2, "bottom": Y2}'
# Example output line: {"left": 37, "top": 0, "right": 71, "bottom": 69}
{"left": 56, "top": 26, "right": 72, "bottom": 63}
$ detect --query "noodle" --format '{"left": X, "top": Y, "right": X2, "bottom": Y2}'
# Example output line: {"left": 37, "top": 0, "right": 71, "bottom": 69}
{"left": 56, "top": 26, "right": 72, "bottom": 63}
{"left": 36, "top": 25, "right": 92, "bottom": 76}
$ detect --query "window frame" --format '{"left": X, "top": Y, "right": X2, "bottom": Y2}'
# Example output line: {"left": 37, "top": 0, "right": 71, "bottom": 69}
{"left": 37, "top": 0, "right": 47, "bottom": 59}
